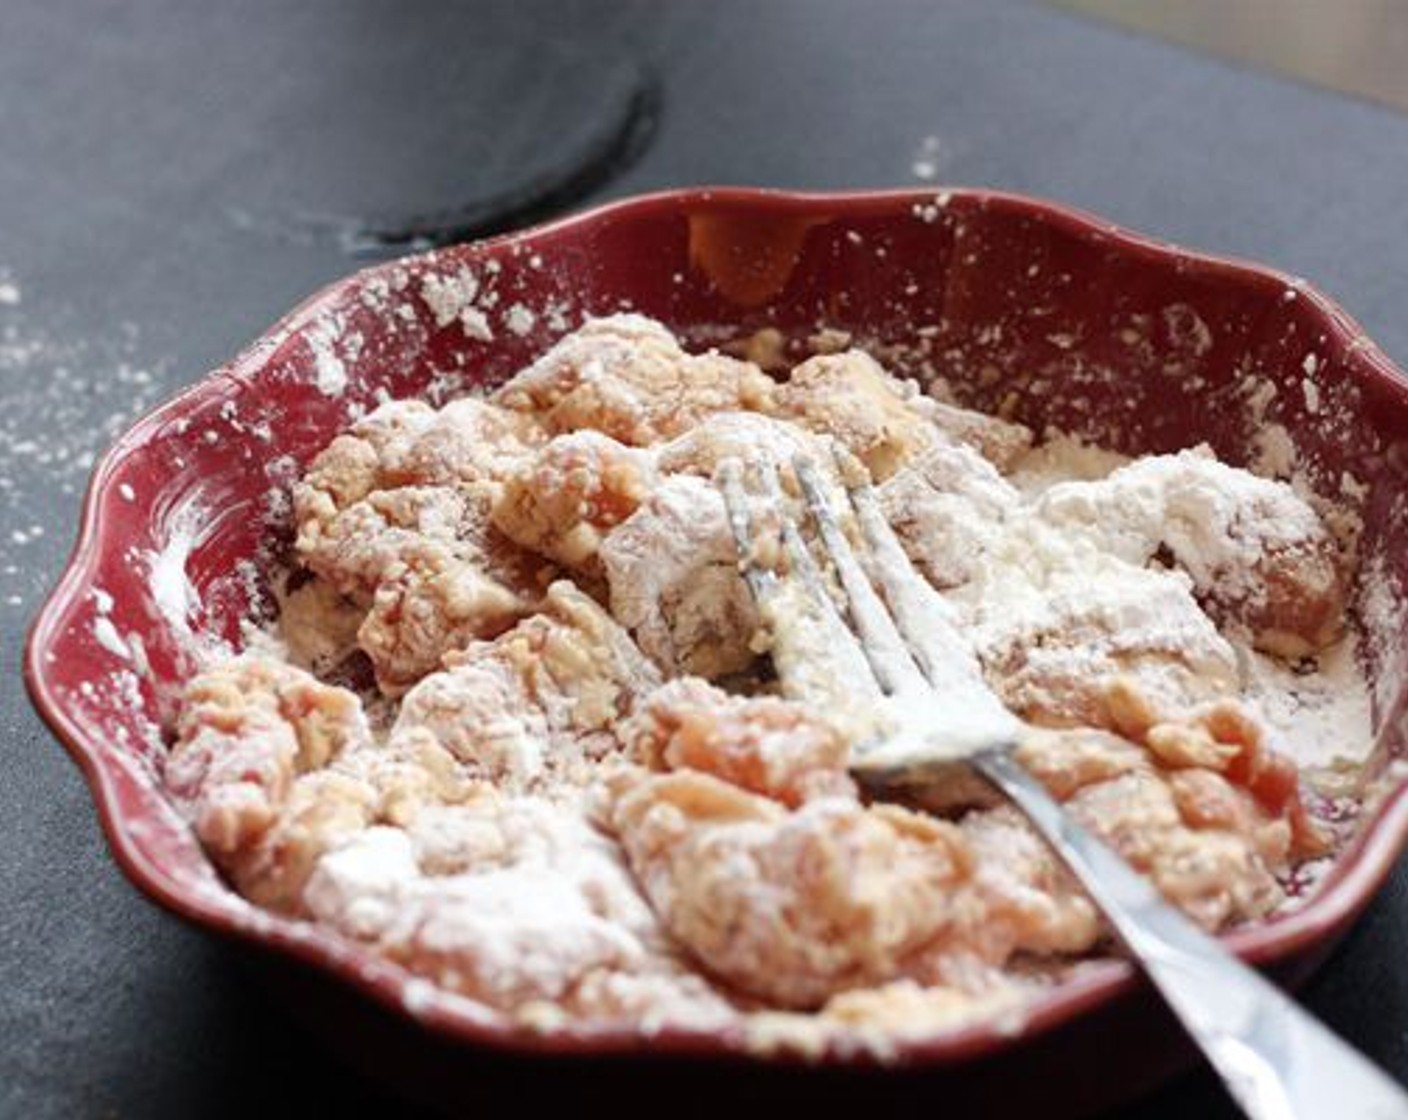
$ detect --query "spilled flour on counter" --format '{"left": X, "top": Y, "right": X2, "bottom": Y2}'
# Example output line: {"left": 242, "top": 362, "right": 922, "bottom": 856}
{"left": 0, "top": 269, "right": 173, "bottom": 607}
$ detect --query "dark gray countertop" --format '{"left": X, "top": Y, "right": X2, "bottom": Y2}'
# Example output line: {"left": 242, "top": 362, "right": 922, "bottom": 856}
{"left": 5, "top": 3, "right": 1408, "bottom": 1116}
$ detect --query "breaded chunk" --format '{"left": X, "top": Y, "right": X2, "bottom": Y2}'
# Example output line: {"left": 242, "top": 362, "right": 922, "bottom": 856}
{"left": 1035, "top": 448, "right": 1346, "bottom": 656}
{"left": 493, "top": 315, "right": 776, "bottom": 446}
{"left": 491, "top": 430, "right": 656, "bottom": 575}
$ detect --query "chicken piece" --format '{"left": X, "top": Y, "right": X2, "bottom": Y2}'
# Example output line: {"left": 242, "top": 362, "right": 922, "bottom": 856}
{"left": 297, "top": 485, "right": 481, "bottom": 598}
{"left": 295, "top": 478, "right": 551, "bottom": 695}
{"left": 600, "top": 475, "right": 758, "bottom": 679}
{"left": 655, "top": 410, "right": 830, "bottom": 481}
{"left": 386, "top": 396, "right": 544, "bottom": 488}
{"left": 168, "top": 656, "right": 371, "bottom": 853}
{"left": 1034, "top": 447, "right": 1346, "bottom": 656}
{"left": 1099, "top": 677, "right": 1328, "bottom": 859}
{"left": 390, "top": 654, "right": 551, "bottom": 792}
{"left": 292, "top": 395, "right": 541, "bottom": 606}
{"left": 493, "top": 315, "right": 776, "bottom": 446}
{"left": 1007, "top": 688, "right": 1323, "bottom": 931}
{"left": 491, "top": 431, "right": 656, "bottom": 575}
{"left": 776, "top": 349, "right": 1032, "bottom": 480}
{"left": 880, "top": 440, "right": 1022, "bottom": 590}
{"left": 224, "top": 770, "right": 378, "bottom": 912}
{"left": 293, "top": 400, "right": 439, "bottom": 534}
{"left": 390, "top": 581, "right": 661, "bottom": 794}
{"left": 775, "top": 350, "right": 936, "bottom": 481}
{"left": 609, "top": 770, "right": 975, "bottom": 1009}
{"left": 487, "top": 580, "right": 663, "bottom": 737}
{"left": 305, "top": 822, "right": 644, "bottom": 1009}
{"left": 957, "top": 805, "right": 1102, "bottom": 958}
{"left": 622, "top": 678, "right": 856, "bottom": 807}
{"left": 292, "top": 398, "right": 538, "bottom": 546}
{"left": 220, "top": 742, "right": 468, "bottom": 919}
{"left": 954, "top": 527, "right": 1241, "bottom": 729}
{"left": 357, "top": 535, "right": 532, "bottom": 695}
{"left": 167, "top": 657, "right": 376, "bottom": 909}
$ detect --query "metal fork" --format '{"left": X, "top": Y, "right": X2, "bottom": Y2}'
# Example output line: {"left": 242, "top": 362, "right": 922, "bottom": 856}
{"left": 717, "top": 451, "right": 1408, "bottom": 1120}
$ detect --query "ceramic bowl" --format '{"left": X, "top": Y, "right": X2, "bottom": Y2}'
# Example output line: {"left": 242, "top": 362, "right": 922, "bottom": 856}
{"left": 25, "top": 187, "right": 1408, "bottom": 1116}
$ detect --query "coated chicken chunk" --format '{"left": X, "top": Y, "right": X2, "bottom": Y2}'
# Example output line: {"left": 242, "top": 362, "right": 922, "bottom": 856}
{"left": 303, "top": 792, "right": 737, "bottom": 1023}
{"left": 599, "top": 475, "right": 758, "bottom": 679}
{"left": 293, "top": 400, "right": 439, "bottom": 531}
{"left": 292, "top": 397, "right": 536, "bottom": 547}
{"left": 390, "top": 581, "right": 662, "bottom": 793}
{"left": 356, "top": 534, "right": 535, "bottom": 696}
{"left": 493, "top": 315, "right": 777, "bottom": 446}
{"left": 880, "top": 439, "right": 1022, "bottom": 590}
{"left": 622, "top": 677, "right": 856, "bottom": 807}
{"left": 776, "top": 349, "right": 1032, "bottom": 479}
{"left": 953, "top": 528, "right": 1241, "bottom": 729}
{"left": 295, "top": 479, "right": 551, "bottom": 696}
{"left": 609, "top": 770, "right": 974, "bottom": 1009}
{"left": 1034, "top": 448, "right": 1347, "bottom": 656}
{"left": 491, "top": 430, "right": 656, "bottom": 575}
{"left": 166, "top": 657, "right": 376, "bottom": 909}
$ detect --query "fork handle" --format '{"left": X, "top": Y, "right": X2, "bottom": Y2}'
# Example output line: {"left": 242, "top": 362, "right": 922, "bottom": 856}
{"left": 973, "top": 748, "right": 1408, "bottom": 1120}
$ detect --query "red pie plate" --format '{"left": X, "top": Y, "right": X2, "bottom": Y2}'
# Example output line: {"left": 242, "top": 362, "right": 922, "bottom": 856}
{"left": 24, "top": 188, "right": 1408, "bottom": 1116}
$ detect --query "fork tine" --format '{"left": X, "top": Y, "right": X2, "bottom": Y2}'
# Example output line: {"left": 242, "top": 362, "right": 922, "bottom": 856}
{"left": 832, "top": 445, "right": 1014, "bottom": 723}
{"left": 793, "top": 455, "right": 928, "bottom": 696}
{"left": 716, "top": 456, "right": 881, "bottom": 705}
{"left": 717, "top": 457, "right": 778, "bottom": 603}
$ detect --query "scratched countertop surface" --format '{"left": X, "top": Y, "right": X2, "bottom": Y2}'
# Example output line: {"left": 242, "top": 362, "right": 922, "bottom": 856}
{"left": 4, "top": 3, "right": 1408, "bottom": 1117}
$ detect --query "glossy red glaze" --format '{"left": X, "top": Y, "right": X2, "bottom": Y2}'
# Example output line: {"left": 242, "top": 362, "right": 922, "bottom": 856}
{"left": 24, "top": 188, "right": 1408, "bottom": 1113}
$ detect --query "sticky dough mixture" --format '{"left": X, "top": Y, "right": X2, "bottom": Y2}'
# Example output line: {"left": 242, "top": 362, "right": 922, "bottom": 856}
{"left": 168, "top": 314, "right": 1367, "bottom": 1050}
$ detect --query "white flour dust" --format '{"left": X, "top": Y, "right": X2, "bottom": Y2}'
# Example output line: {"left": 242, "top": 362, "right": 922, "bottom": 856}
{"left": 0, "top": 267, "right": 172, "bottom": 610}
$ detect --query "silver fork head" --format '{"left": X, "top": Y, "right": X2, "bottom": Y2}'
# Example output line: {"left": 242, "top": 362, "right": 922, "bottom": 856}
{"left": 716, "top": 447, "right": 1020, "bottom": 777}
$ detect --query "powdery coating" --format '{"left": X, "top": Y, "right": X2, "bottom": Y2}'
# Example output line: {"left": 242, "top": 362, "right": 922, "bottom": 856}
{"left": 599, "top": 475, "right": 758, "bottom": 679}
{"left": 881, "top": 439, "right": 1022, "bottom": 590}
{"left": 962, "top": 529, "right": 1242, "bottom": 728}
{"left": 493, "top": 314, "right": 776, "bottom": 445}
{"left": 303, "top": 797, "right": 735, "bottom": 1021}
{"left": 491, "top": 430, "right": 657, "bottom": 575}
{"left": 776, "top": 349, "right": 1031, "bottom": 480}
{"left": 1034, "top": 448, "right": 1347, "bottom": 657}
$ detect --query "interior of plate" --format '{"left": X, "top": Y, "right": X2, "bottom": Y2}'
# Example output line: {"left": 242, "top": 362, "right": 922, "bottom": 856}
{"left": 26, "top": 187, "right": 1408, "bottom": 1064}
